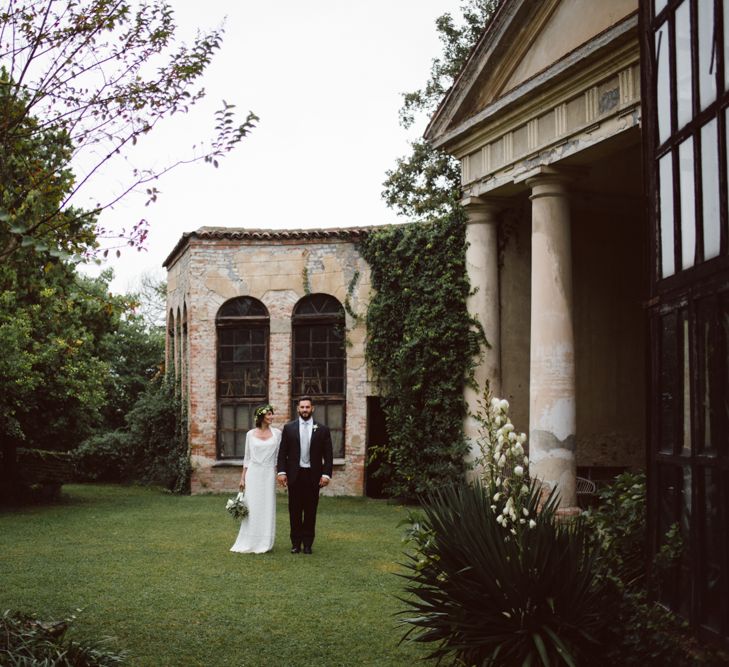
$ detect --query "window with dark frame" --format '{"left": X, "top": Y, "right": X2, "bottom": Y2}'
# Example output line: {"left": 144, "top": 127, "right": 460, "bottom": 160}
{"left": 642, "top": 0, "right": 729, "bottom": 644}
{"left": 292, "top": 294, "right": 346, "bottom": 458}
{"left": 216, "top": 297, "right": 269, "bottom": 459}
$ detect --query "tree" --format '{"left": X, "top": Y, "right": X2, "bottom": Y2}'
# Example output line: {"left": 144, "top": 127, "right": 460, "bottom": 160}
{"left": 0, "top": 83, "right": 147, "bottom": 501}
{"left": 382, "top": 0, "right": 496, "bottom": 220}
{"left": 365, "top": 2, "right": 495, "bottom": 497}
{"left": 0, "top": 0, "right": 257, "bottom": 259}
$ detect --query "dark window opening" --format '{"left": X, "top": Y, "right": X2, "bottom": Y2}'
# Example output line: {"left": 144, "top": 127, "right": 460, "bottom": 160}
{"left": 292, "top": 294, "right": 346, "bottom": 458}
{"left": 216, "top": 297, "right": 269, "bottom": 459}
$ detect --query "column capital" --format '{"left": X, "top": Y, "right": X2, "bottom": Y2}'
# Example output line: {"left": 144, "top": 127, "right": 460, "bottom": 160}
{"left": 461, "top": 196, "right": 507, "bottom": 225}
{"left": 523, "top": 166, "right": 582, "bottom": 200}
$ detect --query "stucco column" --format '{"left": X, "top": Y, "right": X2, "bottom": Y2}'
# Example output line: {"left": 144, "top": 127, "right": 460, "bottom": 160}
{"left": 462, "top": 196, "right": 502, "bottom": 474}
{"left": 526, "top": 174, "right": 577, "bottom": 508}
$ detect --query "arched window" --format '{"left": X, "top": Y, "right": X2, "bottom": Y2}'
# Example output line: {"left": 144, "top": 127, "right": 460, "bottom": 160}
{"left": 292, "top": 294, "right": 346, "bottom": 457}
{"left": 216, "top": 297, "right": 269, "bottom": 459}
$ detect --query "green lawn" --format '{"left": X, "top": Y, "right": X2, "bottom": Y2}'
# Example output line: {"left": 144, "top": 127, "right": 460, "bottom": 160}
{"left": 0, "top": 485, "right": 428, "bottom": 667}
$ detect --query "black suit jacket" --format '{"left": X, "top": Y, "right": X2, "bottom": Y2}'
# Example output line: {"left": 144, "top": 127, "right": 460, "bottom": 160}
{"left": 277, "top": 419, "right": 334, "bottom": 486}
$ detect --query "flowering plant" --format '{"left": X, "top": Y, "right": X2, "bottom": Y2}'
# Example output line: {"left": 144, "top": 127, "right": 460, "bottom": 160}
{"left": 473, "top": 382, "right": 534, "bottom": 535}
{"left": 225, "top": 492, "right": 249, "bottom": 521}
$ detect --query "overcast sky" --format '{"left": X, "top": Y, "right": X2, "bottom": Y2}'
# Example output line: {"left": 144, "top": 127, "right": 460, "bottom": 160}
{"left": 80, "top": 0, "right": 461, "bottom": 293}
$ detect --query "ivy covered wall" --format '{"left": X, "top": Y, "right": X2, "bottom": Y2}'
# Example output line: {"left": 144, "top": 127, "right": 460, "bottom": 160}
{"left": 360, "top": 211, "right": 485, "bottom": 499}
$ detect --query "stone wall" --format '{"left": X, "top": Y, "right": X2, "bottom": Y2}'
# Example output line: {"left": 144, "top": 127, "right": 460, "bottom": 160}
{"left": 165, "top": 231, "right": 371, "bottom": 496}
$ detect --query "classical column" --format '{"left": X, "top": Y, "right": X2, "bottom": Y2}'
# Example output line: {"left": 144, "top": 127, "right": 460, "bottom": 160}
{"left": 462, "top": 196, "right": 502, "bottom": 474}
{"left": 526, "top": 174, "right": 577, "bottom": 508}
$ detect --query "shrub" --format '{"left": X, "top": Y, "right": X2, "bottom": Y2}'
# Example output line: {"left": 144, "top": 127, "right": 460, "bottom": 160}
{"left": 584, "top": 472, "right": 728, "bottom": 665}
{"left": 124, "top": 375, "right": 190, "bottom": 493}
{"left": 74, "top": 431, "right": 134, "bottom": 482}
{"left": 74, "top": 375, "right": 190, "bottom": 493}
{"left": 399, "top": 482, "right": 615, "bottom": 666}
{"left": 0, "top": 609, "right": 126, "bottom": 666}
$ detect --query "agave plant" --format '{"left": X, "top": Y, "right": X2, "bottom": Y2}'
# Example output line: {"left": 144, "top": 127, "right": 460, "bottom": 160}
{"left": 399, "top": 482, "right": 615, "bottom": 666}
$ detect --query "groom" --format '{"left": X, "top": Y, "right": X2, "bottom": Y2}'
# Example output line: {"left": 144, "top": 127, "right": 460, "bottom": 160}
{"left": 277, "top": 395, "right": 333, "bottom": 554}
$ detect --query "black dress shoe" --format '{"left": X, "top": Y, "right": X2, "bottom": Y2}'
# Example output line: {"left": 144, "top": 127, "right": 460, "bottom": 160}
{"left": 290, "top": 546, "right": 301, "bottom": 554}
{"left": 303, "top": 546, "right": 312, "bottom": 554}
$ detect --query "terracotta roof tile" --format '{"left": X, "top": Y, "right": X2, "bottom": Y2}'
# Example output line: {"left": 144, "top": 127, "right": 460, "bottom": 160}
{"left": 162, "top": 225, "right": 384, "bottom": 268}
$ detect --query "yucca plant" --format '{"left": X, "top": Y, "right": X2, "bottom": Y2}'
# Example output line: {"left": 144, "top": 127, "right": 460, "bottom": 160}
{"left": 0, "top": 609, "right": 126, "bottom": 666}
{"left": 399, "top": 482, "right": 615, "bottom": 666}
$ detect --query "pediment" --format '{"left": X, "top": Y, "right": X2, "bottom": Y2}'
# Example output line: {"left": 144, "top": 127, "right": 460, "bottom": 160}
{"left": 426, "top": 0, "right": 638, "bottom": 147}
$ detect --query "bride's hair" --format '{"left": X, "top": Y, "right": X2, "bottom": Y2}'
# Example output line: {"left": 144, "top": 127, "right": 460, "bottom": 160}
{"left": 254, "top": 404, "right": 274, "bottom": 428}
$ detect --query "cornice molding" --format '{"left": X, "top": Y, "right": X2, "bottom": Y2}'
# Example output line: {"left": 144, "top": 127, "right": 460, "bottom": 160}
{"left": 429, "top": 13, "right": 639, "bottom": 155}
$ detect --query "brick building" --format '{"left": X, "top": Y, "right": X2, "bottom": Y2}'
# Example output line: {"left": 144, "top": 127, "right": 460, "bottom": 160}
{"left": 163, "top": 226, "right": 373, "bottom": 496}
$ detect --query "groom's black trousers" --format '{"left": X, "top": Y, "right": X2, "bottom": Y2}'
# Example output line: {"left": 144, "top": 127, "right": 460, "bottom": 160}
{"left": 288, "top": 468, "right": 320, "bottom": 549}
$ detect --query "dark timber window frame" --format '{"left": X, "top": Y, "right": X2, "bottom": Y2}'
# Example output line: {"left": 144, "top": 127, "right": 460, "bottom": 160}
{"left": 216, "top": 297, "right": 269, "bottom": 460}
{"left": 641, "top": 0, "right": 729, "bottom": 645}
{"left": 291, "top": 293, "right": 346, "bottom": 458}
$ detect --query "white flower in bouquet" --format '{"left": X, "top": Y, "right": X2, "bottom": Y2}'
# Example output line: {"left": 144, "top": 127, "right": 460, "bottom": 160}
{"left": 226, "top": 492, "right": 249, "bottom": 521}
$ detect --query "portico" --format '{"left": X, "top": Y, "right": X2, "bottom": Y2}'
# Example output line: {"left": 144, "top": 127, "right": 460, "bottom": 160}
{"left": 426, "top": 0, "right": 645, "bottom": 508}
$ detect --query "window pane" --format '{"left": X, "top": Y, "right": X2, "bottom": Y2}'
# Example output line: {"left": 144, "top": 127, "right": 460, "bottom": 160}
{"left": 220, "top": 430, "right": 234, "bottom": 458}
{"left": 698, "top": 1, "right": 717, "bottom": 110}
{"left": 659, "top": 153, "right": 676, "bottom": 277}
{"left": 699, "top": 304, "right": 714, "bottom": 454}
{"left": 701, "top": 120, "right": 721, "bottom": 261}
{"left": 222, "top": 405, "right": 235, "bottom": 430}
{"left": 327, "top": 403, "right": 344, "bottom": 429}
{"left": 656, "top": 23, "right": 672, "bottom": 144}
{"left": 234, "top": 430, "right": 247, "bottom": 458}
{"left": 660, "top": 311, "right": 679, "bottom": 454}
{"left": 654, "top": 0, "right": 668, "bottom": 16}
{"left": 679, "top": 138, "right": 696, "bottom": 270}
{"left": 236, "top": 405, "right": 252, "bottom": 432}
{"left": 701, "top": 468, "right": 722, "bottom": 631}
{"left": 331, "top": 429, "right": 344, "bottom": 459}
{"left": 657, "top": 465, "right": 680, "bottom": 607}
{"left": 721, "top": 299, "right": 729, "bottom": 456}
{"left": 682, "top": 312, "right": 691, "bottom": 456}
{"left": 218, "top": 297, "right": 268, "bottom": 318}
{"left": 675, "top": 1, "right": 693, "bottom": 130}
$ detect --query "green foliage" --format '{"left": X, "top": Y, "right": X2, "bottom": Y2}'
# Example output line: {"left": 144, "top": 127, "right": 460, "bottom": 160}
{"left": 73, "top": 431, "right": 134, "bottom": 483}
{"left": 584, "top": 472, "right": 728, "bottom": 665}
{"left": 1, "top": 1, "right": 257, "bottom": 258}
{"left": 399, "top": 482, "right": 614, "bottom": 666}
{"left": 0, "top": 268, "right": 126, "bottom": 455}
{"left": 99, "top": 315, "right": 164, "bottom": 431}
{"left": 586, "top": 471, "right": 647, "bottom": 588}
{"left": 383, "top": 1, "right": 496, "bottom": 221}
{"left": 398, "top": 0, "right": 499, "bottom": 131}
{"left": 360, "top": 212, "right": 485, "bottom": 500}
{"left": 382, "top": 139, "right": 463, "bottom": 221}
{"left": 0, "top": 609, "right": 126, "bottom": 666}
{"left": 76, "top": 375, "right": 190, "bottom": 493}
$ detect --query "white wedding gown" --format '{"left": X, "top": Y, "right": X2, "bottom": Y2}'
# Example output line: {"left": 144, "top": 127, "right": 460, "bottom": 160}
{"left": 230, "top": 428, "right": 281, "bottom": 554}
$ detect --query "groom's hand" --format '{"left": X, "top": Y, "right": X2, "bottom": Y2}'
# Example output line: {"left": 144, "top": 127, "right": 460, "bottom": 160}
{"left": 277, "top": 474, "right": 287, "bottom": 488}
{"left": 319, "top": 477, "right": 329, "bottom": 488}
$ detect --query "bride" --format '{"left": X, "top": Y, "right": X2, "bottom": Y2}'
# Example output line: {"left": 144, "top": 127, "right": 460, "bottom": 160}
{"left": 230, "top": 404, "right": 281, "bottom": 554}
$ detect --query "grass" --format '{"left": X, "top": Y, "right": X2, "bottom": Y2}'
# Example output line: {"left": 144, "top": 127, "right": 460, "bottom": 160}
{"left": 0, "top": 485, "right": 428, "bottom": 667}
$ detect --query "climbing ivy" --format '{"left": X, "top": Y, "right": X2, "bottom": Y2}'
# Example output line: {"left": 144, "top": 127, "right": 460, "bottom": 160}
{"left": 360, "top": 211, "right": 485, "bottom": 500}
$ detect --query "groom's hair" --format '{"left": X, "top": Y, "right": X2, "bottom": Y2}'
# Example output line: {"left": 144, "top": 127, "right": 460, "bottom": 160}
{"left": 297, "top": 395, "right": 313, "bottom": 405}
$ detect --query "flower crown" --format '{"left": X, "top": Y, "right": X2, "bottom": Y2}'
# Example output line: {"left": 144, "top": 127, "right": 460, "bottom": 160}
{"left": 255, "top": 404, "right": 274, "bottom": 419}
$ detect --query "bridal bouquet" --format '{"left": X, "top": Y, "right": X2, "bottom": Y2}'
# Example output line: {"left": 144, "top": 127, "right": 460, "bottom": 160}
{"left": 226, "top": 492, "right": 249, "bottom": 521}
